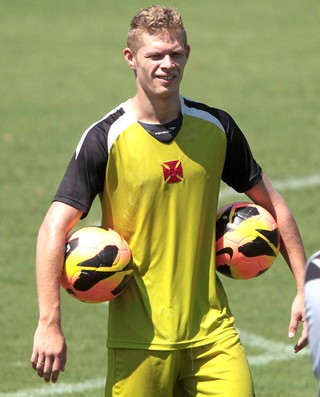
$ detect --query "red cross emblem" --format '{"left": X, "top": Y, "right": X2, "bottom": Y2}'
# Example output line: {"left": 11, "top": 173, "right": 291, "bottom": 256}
{"left": 162, "top": 160, "right": 183, "bottom": 183}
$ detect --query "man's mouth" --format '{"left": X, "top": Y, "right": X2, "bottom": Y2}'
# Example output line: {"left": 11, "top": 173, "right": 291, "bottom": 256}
{"left": 157, "top": 75, "right": 175, "bottom": 81}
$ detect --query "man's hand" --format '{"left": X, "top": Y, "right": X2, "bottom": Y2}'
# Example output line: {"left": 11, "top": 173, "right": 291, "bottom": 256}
{"left": 288, "top": 293, "right": 308, "bottom": 353}
{"left": 31, "top": 322, "right": 67, "bottom": 383}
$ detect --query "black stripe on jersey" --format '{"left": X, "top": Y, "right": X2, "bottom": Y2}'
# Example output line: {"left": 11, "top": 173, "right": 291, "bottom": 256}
{"left": 75, "top": 106, "right": 125, "bottom": 159}
{"left": 182, "top": 97, "right": 262, "bottom": 193}
{"left": 183, "top": 97, "right": 230, "bottom": 131}
{"left": 54, "top": 106, "right": 125, "bottom": 216}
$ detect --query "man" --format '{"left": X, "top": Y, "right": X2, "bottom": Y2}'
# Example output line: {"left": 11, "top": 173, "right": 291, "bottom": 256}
{"left": 305, "top": 251, "right": 320, "bottom": 397}
{"left": 31, "top": 5, "right": 307, "bottom": 396}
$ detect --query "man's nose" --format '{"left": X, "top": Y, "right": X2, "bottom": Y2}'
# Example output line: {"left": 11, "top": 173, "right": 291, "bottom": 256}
{"left": 161, "top": 55, "right": 175, "bottom": 68}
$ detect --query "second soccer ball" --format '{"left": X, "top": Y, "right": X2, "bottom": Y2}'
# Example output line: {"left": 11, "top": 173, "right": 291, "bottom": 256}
{"left": 215, "top": 202, "right": 280, "bottom": 279}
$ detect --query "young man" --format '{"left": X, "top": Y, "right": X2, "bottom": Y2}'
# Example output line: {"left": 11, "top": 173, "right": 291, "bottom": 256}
{"left": 305, "top": 251, "right": 320, "bottom": 397}
{"left": 31, "top": 5, "right": 308, "bottom": 396}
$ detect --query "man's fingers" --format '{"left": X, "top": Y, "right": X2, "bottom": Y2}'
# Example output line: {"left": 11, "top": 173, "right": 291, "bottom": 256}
{"left": 51, "top": 353, "right": 67, "bottom": 383}
{"left": 35, "top": 360, "right": 46, "bottom": 378}
{"left": 32, "top": 354, "right": 66, "bottom": 383}
{"left": 294, "top": 320, "right": 308, "bottom": 353}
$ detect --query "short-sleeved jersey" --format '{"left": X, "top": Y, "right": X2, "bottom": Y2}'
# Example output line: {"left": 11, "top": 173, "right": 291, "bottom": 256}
{"left": 55, "top": 96, "right": 262, "bottom": 350}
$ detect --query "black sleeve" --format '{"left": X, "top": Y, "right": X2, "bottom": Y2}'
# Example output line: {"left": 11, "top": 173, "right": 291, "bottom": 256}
{"left": 219, "top": 110, "right": 262, "bottom": 193}
{"left": 54, "top": 122, "right": 108, "bottom": 217}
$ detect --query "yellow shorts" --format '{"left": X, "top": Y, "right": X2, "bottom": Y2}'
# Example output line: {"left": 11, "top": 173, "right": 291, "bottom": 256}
{"left": 105, "top": 331, "right": 255, "bottom": 397}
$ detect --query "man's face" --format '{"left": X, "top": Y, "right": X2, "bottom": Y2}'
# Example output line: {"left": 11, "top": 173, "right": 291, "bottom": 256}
{"left": 125, "top": 31, "right": 190, "bottom": 99}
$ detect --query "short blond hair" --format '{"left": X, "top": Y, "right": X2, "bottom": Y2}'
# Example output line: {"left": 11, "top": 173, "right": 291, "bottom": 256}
{"left": 127, "top": 5, "right": 188, "bottom": 53}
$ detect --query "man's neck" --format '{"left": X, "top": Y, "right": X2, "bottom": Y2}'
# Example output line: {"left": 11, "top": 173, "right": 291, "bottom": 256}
{"left": 128, "top": 93, "right": 181, "bottom": 124}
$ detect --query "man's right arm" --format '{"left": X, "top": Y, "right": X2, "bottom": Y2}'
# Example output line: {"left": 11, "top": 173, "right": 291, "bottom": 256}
{"left": 31, "top": 201, "right": 83, "bottom": 383}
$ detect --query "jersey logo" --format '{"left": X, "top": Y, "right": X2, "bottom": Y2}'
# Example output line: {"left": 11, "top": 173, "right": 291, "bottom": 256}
{"left": 162, "top": 160, "right": 183, "bottom": 183}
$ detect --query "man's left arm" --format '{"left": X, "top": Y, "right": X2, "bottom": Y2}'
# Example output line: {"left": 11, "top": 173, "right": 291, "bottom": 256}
{"left": 245, "top": 172, "right": 308, "bottom": 352}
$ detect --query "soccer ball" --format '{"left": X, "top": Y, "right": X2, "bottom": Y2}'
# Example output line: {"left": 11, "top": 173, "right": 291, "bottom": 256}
{"left": 215, "top": 202, "right": 280, "bottom": 279}
{"left": 61, "top": 226, "right": 134, "bottom": 303}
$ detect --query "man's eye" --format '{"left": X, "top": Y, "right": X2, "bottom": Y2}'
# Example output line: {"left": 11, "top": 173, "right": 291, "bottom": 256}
{"left": 150, "top": 55, "right": 162, "bottom": 60}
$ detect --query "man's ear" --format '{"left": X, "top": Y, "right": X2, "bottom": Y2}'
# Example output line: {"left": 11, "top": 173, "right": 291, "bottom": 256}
{"left": 123, "top": 48, "right": 136, "bottom": 70}
{"left": 186, "top": 45, "right": 191, "bottom": 61}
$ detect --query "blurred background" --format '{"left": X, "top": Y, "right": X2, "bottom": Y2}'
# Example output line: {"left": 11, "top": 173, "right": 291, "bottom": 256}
{"left": 1, "top": 1, "right": 319, "bottom": 396}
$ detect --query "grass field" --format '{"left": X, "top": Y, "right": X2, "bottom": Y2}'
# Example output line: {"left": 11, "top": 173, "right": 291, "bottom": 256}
{"left": 1, "top": 0, "right": 320, "bottom": 396}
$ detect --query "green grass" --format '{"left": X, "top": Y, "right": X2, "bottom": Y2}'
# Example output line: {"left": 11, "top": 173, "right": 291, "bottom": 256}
{"left": 1, "top": 0, "right": 319, "bottom": 395}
